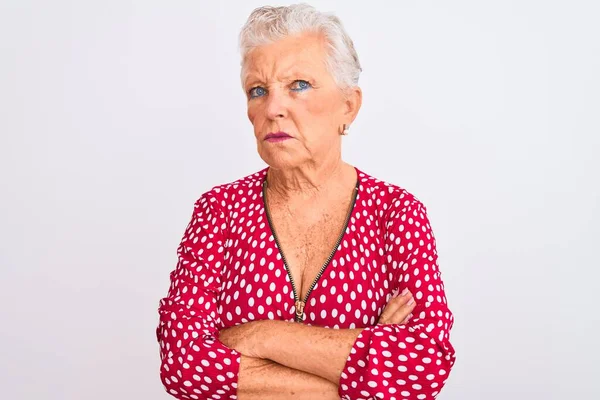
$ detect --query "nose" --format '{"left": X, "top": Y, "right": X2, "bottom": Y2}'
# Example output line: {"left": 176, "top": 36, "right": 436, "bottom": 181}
{"left": 264, "top": 88, "right": 288, "bottom": 120}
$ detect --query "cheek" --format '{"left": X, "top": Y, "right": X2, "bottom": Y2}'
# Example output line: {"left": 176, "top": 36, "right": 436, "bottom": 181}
{"left": 293, "top": 98, "right": 326, "bottom": 124}
{"left": 305, "top": 91, "right": 341, "bottom": 117}
{"left": 247, "top": 105, "right": 255, "bottom": 122}
{"left": 247, "top": 106, "right": 261, "bottom": 128}
{"left": 300, "top": 101, "right": 339, "bottom": 134}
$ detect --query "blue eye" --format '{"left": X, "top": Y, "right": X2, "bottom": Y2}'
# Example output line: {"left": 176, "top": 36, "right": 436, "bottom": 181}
{"left": 291, "top": 80, "right": 312, "bottom": 91}
{"left": 249, "top": 87, "right": 266, "bottom": 98}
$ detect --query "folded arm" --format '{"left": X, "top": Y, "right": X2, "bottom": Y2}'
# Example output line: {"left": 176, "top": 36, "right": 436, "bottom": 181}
{"left": 221, "top": 319, "right": 365, "bottom": 384}
{"left": 237, "top": 355, "right": 338, "bottom": 400}
{"left": 223, "top": 198, "right": 456, "bottom": 399}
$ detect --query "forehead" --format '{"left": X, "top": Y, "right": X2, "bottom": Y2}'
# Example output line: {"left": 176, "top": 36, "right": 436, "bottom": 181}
{"left": 243, "top": 32, "right": 329, "bottom": 82}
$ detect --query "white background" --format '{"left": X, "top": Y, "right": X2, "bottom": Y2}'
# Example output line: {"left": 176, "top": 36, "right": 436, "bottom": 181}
{"left": 1, "top": 1, "right": 598, "bottom": 399}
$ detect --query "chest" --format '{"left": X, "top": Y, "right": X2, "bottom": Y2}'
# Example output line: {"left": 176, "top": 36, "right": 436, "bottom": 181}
{"left": 268, "top": 203, "right": 350, "bottom": 300}
{"left": 218, "top": 186, "right": 392, "bottom": 328}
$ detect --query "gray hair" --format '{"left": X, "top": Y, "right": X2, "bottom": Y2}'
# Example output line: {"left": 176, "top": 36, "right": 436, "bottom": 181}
{"left": 238, "top": 3, "right": 362, "bottom": 91}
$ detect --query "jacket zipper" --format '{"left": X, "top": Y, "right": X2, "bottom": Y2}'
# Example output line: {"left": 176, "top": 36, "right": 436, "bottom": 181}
{"left": 262, "top": 178, "right": 359, "bottom": 322}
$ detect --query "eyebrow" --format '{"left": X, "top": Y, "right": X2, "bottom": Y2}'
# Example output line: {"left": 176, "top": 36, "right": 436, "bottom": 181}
{"left": 244, "top": 70, "right": 316, "bottom": 88}
{"left": 243, "top": 77, "right": 264, "bottom": 88}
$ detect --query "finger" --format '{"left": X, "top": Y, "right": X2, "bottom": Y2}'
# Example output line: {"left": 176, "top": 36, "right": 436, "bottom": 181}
{"left": 383, "top": 289, "right": 413, "bottom": 315}
{"left": 379, "top": 290, "right": 413, "bottom": 324}
{"left": 401, "top": 313, "right": 413, "bottom": 325}
{"left": 380, "top": 289, "right": 411, "bottom": 322}
{"left": 386, "top": 296, "right": 417, "bottom": 325}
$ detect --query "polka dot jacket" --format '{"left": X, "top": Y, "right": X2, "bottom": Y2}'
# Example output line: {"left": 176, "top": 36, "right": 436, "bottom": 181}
{"left": 157, "top": 167, "right": 456, "bottom": 400}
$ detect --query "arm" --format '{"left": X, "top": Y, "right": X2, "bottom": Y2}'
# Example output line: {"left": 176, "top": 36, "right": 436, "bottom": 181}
{"left": 223, "top": 319, "right": 364, "bottom": 384}
{"left": 237, "top": 355, "right": 339, "bottom": 400}
{"left": 157, "top": 194, "right": 342, "bottom": 399}
{"left": 156, "top": 194, "right": 241, "bottom": 399}
{"left": 219, "top": 288, "right": 417, "bottom": 387}
{"left": 337, "top": 199, "right": 456, "bottom": 399}
{"left": 259, "top": 321, "right": 364, "bottom": 384}
{"left": 225, "top": 299, "right": 413, "bottom": 386}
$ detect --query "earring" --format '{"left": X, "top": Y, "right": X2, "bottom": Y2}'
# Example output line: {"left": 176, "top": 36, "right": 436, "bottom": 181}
{"left": 340, "top": 124, "right": 350, "bottom": 135}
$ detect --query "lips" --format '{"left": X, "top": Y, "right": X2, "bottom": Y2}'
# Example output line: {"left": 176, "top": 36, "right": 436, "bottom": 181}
{"left": 264, "top": 131, "right": 292, "bottom": 140}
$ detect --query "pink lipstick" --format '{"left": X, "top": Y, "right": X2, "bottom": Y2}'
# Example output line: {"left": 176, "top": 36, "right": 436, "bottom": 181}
{"left": 264, "top": 131, "right": 292, "bottom": 142}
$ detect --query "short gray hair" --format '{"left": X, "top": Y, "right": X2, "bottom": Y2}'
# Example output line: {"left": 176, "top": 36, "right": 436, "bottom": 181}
{"left": 238, "top": 3, "right": 362, "bottom": 91}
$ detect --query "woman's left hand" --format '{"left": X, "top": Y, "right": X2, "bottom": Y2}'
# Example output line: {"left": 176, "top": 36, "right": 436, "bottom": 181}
{"left": 378, "top": 288, "right": 416, "bottom": 325}
{"left": 218, "top": 321, "right": 264, "bottom": 357}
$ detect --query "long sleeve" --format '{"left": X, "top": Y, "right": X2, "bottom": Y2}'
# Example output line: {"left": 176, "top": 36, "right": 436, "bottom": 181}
{"left": 338, "top": 197, "right": 456, "bottom": 400}
{"left": 157, "top": 194, "right": 241, "bottom": 399}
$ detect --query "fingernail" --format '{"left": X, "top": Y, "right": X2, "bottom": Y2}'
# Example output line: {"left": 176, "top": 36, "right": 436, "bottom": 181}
{"left": 401, "top": 288, "right": 409, "bottom": 297}
{"left": 392, "top": 288, "right": 399, "bottom": 298}
{"left": 407, "top": 297, "right": 415, "bottom": 306}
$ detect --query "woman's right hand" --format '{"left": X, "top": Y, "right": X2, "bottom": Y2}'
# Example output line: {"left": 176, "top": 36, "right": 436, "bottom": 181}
{"left": 377, "top": 288, "right": 416, "bottom": 325}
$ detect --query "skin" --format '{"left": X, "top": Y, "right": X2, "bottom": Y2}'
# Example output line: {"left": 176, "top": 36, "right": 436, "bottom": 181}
{"left": 244, "top": 31, "right": 355, "bottom": 174}
{"left": 219, "top": 32, "right": 417, "bottom": 399}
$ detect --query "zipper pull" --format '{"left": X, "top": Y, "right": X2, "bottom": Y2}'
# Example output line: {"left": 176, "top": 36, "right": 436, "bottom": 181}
{"left": 295, "top": 300, "right": 305, "bottom": 321}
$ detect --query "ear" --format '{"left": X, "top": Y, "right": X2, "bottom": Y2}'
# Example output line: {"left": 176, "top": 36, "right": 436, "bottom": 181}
{"left": 343, "top": 86, "right": 363, "bottom": 125}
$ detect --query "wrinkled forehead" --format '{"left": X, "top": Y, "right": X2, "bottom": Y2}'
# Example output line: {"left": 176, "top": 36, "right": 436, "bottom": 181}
{"left": 242, "top": 33, "right": 330, "bottom": 84}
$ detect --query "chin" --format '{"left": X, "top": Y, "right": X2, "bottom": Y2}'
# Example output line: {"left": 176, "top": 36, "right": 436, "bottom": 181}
{"left": 257, "top": 146, "right": 306, "bottom": 170}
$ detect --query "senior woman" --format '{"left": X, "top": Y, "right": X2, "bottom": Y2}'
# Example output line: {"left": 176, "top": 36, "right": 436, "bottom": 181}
{"left": 157, "top": 4, "right": 455, "bottom": 400}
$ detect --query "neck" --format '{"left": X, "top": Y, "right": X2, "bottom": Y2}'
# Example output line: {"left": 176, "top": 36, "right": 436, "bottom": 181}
{"left": 265, "top": 158, "right": 352, "bottom": 200}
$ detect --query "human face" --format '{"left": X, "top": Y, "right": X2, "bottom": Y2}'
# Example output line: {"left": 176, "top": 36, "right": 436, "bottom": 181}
{"left": 243, "top": 32, "right": 360, "bottom": 170}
